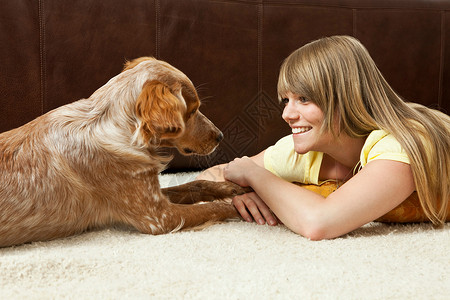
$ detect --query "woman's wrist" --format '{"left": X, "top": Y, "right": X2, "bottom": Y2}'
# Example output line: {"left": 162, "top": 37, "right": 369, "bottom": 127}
{"left": 246, "top": 163, "right": 265, "bottom": 187}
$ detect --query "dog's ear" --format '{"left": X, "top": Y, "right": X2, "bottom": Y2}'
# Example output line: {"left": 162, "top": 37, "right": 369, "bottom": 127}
{"left": 135, "top": 80, "right": 185, "bottom": 144}
{"left": 123, "top": 57, "right": 156, "bottom": 72}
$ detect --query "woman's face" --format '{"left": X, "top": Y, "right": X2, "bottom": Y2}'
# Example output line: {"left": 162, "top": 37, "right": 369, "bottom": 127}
{"left": 281, "top": 91, "right": 335, "bottom": 154}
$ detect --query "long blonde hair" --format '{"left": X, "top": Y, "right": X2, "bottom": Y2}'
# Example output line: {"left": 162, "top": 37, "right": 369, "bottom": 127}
{"left": 278, "top": 35, "right": 450, "bottom": 225}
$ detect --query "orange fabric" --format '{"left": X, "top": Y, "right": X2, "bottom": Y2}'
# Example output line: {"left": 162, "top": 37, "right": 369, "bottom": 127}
{"left": 297, "top": 182, "right": 450, "bottom": 223}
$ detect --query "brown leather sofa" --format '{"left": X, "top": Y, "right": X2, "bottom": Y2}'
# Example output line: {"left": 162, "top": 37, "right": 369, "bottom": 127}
{"left": 1, "top": 0, "right": 449, "bottom": 171}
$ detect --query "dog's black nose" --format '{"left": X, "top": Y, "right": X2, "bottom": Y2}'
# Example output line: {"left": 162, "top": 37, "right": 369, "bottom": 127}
{"left": 183, "top": 148, "right": 194, "bottom": 154}
{"left": 216, "top": 132, "right": 224, "bottom": 143}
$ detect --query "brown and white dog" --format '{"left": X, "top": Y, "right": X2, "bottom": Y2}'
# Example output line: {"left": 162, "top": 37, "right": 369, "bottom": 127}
{"left": 0, "top": 57, "right": 245, "bottom": 247}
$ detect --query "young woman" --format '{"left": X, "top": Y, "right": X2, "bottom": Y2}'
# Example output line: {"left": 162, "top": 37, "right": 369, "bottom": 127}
{"left": 197, "top": 36, "right": 450, "bottom": 240}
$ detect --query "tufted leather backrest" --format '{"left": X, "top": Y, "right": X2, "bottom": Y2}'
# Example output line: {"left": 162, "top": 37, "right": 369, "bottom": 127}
{"left": 1, "top": 0, "right": 449, "bottom": 170}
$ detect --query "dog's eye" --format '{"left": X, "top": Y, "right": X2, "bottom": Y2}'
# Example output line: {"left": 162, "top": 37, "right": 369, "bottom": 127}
{"left": 189, "top": 109, "right": 197, "bottom": 117}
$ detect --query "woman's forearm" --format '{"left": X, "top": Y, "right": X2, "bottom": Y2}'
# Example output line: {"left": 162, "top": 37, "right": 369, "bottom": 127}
{"left": 245, "top": 165, "right": 326, "bottom": 238}
{"left": 196, "top": 164, "right": 226, "bottom": 181}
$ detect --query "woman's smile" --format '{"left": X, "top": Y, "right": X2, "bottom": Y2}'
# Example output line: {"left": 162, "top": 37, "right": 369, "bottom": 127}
{"left": 291, "top": 126, "right": 312, "bottom": 134}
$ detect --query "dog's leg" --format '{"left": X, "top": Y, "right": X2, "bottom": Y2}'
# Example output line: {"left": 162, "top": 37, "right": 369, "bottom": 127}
{"left": 118, "top": 179, "right": 247, "bottom": 235}
{"left": 127, "top": 200, "right": 241, "bottom": 235}
{"left": 161, "top": 180, "right": 252, "bottom": 204}
{"left": 165, "top": 201, "right": 241, "bottom": 231}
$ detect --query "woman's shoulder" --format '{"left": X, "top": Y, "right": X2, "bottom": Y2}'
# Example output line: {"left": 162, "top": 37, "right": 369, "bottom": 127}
{"left": 360, "top": 130, "right": 410, "bottom": 166}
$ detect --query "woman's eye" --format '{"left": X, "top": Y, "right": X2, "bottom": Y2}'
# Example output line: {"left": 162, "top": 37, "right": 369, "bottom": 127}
{"left": 294, "top": 97, "right": 309, "bottom": 104}
{"left": 299, "top": 97, "right": 308, "bottom": 103}
{"left": 281, "top": 96, "right": 308, "bottom": 106}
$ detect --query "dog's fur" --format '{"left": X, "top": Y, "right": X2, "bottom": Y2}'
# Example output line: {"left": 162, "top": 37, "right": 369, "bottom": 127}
{"left": 0, "top": 57, "right": 246, "bottom": 247}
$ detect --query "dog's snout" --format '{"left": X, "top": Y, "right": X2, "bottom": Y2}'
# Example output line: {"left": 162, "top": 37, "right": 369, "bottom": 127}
{"left": 216, "top": 131, "right": 224, "bottom": 143}
{"left": 183, "top": 148, "right": 194, "bottom": 154}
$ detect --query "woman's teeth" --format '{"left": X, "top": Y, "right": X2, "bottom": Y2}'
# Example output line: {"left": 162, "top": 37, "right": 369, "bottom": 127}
{"left": 292, "top": 127, "right": 311, "bottom": 134}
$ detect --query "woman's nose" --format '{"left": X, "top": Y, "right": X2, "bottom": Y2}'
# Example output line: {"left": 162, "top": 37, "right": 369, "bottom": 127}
{"left": 282, "top": 101, "right": 299, "bottom": 122}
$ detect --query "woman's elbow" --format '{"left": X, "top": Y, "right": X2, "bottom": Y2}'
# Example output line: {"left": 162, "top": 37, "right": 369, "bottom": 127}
{"left": 289, "top": 213, "right": 333, "bottom": 241}
{"left": 293, "top": 224, "right": 328, "bottom": 241}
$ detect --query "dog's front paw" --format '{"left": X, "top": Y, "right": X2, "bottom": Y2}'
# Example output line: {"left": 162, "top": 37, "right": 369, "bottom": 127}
{"left": 216, "top": 181, "right": 253, "bottom": 197}
{"left": 195, "top": 180, "right": 253, "bottom": 200}
{"left": 162, "top": 180, "right": 253, "bottom": 204}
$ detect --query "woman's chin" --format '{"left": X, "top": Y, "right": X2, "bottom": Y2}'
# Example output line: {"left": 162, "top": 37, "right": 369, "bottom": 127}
{"left": 293, "top": 146, "right": 310, "bottom": 155}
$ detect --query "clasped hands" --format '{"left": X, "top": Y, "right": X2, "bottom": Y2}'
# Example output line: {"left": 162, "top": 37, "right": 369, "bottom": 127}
{"left": 223, "top": 156, "right": 278, "bottom": 226}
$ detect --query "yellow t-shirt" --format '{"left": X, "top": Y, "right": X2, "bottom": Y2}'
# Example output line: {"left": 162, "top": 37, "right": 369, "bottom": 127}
{"left": 264, "top": 130, "right": 410, "bottom": 184}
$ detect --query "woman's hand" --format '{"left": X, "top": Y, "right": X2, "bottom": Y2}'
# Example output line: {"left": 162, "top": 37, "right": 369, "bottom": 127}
{"left": 224, "top": 156, "right": 278, "bottom": 226}
{"left": 232, "top": 192, "right": 278, "bottom": 226}
{"left": 223, "top": 156, "right": 259, "bottom": 187}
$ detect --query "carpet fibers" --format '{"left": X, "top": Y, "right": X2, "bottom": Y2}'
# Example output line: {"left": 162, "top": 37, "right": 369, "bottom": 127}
{"left": 1, "top": 172, "right": 449, "bottom": 299}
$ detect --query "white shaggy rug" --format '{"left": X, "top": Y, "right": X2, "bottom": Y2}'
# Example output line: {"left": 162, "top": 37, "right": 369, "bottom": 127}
{"left": 1, "top": 172, "right": 449, "bottom": 299}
